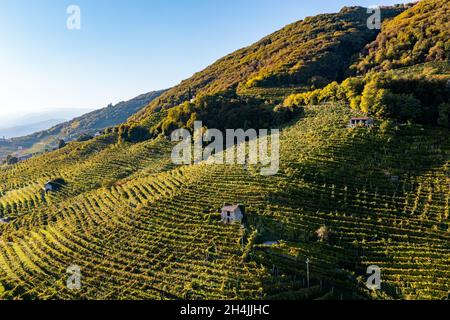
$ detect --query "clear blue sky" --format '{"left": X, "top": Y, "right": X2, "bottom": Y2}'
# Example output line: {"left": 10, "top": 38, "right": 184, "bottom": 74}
{"left": 0, "top": 0, "right": 409, "bottom": 119}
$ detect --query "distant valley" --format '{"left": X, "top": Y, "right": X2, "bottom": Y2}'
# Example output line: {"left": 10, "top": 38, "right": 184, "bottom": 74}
{"left": 0, "top": 119, "right": 66, "bottom": 139}
{"left": 0, "top": 90, "right": 165, "bottom": 160}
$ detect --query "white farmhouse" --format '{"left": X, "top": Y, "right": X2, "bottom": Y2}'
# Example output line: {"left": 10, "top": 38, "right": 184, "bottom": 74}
{"left": 348, "top": 117, "right": 374, "bottom": 128}
{"left": 220, "top": 204, "right": 244, "bottom": 224}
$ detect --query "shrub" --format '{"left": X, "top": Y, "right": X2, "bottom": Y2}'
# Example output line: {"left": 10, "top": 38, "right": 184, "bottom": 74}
{"left": 6, "top": 155, "right": 18, "bottom": 165}
{"left": 379, "top": 119, "right": 395, "bottom": 135}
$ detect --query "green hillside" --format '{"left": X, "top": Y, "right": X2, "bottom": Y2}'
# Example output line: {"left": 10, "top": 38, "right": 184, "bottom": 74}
{"left": 0, "top": 1, "right": 449, "bottom": 300}
{"left": 0, "top": 90, "right": 165, "bottom": 160}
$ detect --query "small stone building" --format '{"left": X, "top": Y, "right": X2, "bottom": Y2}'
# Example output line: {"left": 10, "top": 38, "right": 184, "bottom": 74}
{"left": 348, "top": 117, "right": 374, "bottom": 128}
{"left": 44, "top": 182, "right": 56, "bottom": 192}
{"left": 220, "top": 204, "right": 244, "bottom": 224}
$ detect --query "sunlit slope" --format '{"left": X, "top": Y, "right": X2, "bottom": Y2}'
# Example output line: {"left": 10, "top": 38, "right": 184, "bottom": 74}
{"left": 0, "top": 105, "right": 448, "bottom": 299}
{"left": 354, "top": 0, "right": 450, "bottom": 73}
{"left": 131, "top": 5, "right": 408, "bottom": 124}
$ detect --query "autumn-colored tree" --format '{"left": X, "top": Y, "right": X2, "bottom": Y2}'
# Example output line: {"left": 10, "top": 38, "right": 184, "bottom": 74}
{"left": 316, "top": 225, "right": 331, "bottom": 242}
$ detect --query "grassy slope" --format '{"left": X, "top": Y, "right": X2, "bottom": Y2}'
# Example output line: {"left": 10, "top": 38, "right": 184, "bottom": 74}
{"left": 0, "top": 105, "right": 448, "bottom": 300}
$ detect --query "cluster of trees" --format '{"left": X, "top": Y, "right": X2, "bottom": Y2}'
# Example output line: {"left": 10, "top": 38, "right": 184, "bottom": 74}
{"left": 152, "top": 90, "right": 302, "bottom": 135}
{"left": 3, "top": 141, "right": 68, "bottom": 166}
{"left": 360, "top": 74, "right": 449, "bottom": 125}
{"left": 118, "top": 123, "right": 151, "bottom": 143}
{"left": 76, "top": 134, "right": 94, "bottom": 142}
{"left": 284, "top": 72, "right": 450, "bottom": 127}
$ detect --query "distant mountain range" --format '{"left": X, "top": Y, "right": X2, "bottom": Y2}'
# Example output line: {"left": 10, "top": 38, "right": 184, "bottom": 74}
{"left": 0, "top": 108, "right": 95, "bottom": 137}
{"left": 0, "top": 90, "right": 165, "bottom": 159}
{"left": 0, "top": 119, "right": 66, "bottom": 139}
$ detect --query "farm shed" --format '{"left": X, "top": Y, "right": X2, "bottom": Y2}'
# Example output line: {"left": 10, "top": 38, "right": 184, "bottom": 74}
{"left": 348, "top": 117, "right": 374, "bottom": 128}
{"left": 220, "top": 204, "right": 244, "bottom": 224}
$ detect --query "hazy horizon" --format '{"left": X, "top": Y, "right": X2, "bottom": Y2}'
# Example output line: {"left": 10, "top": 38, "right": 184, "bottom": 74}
{"left": 0, "top": 107, "right": 97, "bottom": 138}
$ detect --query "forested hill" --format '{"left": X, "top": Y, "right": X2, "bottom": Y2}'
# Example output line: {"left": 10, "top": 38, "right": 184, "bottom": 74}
{"left": 0, "top": 90, "right": 165, "bottom": 159}
{"left": 132, "top": 5, "right": 409, "bottom": 123}
{"left": 121, "top": 1, "right": 449, "bottom": 139}
{"left": 353, "top": 0, "right": 450, "bottom": 73}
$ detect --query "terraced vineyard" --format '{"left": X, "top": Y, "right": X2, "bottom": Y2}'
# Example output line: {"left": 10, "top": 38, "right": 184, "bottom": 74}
{"left": 0, "top": 105, "right": 448, "bottom": 300}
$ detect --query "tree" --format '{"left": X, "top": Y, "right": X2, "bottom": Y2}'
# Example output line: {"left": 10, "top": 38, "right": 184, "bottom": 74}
{"left": 378, "top": 90, "right": 422, "bottom": 121}
{"left": 349, "top": 96, "right": 361, "bottom": 110}
{"left": 394, "top": 93, "right": 422, "bottom": 122}
{"left": 6, "top": 155, "right": 18, "bottom": 165}
{"left": 58, "top": 139, "right": 66, "bottom": 149}
{"left": 339, "top": 77, "right": 364, "bottom": 101}
{"left": 118, "top": 124, "right": 129, "bottom": 143}
{"left": 316, "top": 225, "right": 331, "bottom": 242}
{"left": 360, "top": 79, "right": 379, "bottom": 114}
{"left": 319, "top": 82, "right": 340, "bottom": 102}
